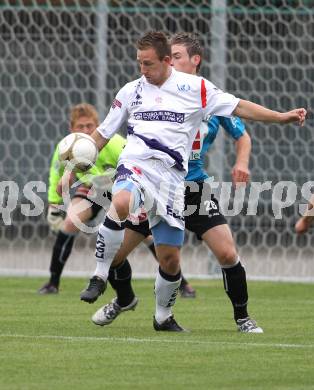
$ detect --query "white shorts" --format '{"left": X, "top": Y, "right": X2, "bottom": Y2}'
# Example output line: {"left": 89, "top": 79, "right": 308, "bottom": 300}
{"left": 113, "top": 159, "right": 185, "bottom": 230}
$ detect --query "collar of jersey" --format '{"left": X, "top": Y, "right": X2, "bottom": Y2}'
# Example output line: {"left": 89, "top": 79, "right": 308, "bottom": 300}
{"left": 142, "top": 67, "right": 176, "bottom": 88}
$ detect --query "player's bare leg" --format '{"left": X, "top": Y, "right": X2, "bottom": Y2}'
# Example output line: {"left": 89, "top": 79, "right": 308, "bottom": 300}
{"left": 144, "top": 235, "right": 196, "bottom": 298}
{"left": 202, "top": 224, "right": 263, "bottom": 333}
{"left": 38, "top": 197, "right": 93, "bottom": 294}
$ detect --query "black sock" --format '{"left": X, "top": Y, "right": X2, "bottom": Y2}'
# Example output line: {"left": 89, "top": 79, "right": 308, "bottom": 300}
{"left": 108, "top": 259, "right": 135, "bottom": 307}
{"left": 49, "top": 231, "right": 75, "bottom": 287}
{"left": 158, "top": 266, "right": 181, "bottom": 281}
{"left": 221, "top": 261, "right": 249, "bottom": 322}
{"left": 148, "top": 243, "right": 157, "bottom": 259}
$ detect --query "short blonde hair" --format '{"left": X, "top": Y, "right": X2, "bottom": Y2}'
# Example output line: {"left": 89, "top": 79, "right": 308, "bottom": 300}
{"left": 70, "top": 103, "right": 99, "bottom": 128}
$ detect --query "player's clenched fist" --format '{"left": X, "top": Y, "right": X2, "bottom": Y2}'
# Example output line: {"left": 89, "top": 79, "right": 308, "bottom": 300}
{"left": 232, "top": 162, "right": 250, "bottom": 187}
{"left": 279, "top": 108, "right": 307, "bottom": 126}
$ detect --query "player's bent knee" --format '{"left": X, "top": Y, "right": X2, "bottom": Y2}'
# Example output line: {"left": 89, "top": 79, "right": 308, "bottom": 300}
{"left": 158, "top": 252, "right": 180, "bottom": 266}
{"left": 217, "top": 247, "right": 238, "bottom": 266}
{"left": 155, "top": 247, "right": 181, "bottom": 270}
{"left": 110, "top": 197, "right": 130, "bottom": 220}
{"left": 112, "top": 180, "right": 142, "bottom": 218}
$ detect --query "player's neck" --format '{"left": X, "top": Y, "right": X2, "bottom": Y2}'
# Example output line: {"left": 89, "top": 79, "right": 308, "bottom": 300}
{"left": 155, "top": 66, "right": 173, "bottom": 87}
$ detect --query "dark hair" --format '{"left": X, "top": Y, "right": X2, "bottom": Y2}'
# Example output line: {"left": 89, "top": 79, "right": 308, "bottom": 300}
{"left": 136, "top": 31, "right": 171, "bottom": 60}
{"left": 170, "top": 32, "right": 203, "bottom": 72}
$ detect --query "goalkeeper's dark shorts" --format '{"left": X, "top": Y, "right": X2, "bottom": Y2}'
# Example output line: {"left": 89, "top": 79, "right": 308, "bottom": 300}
{"left": 73, "top": 185, "right": 112, "bottom": 220}
{"left": 184, "top": 181, "right": 227, "bottom": 240}
{"left": 125, "top": 218, "right": 151, "bottom": 238}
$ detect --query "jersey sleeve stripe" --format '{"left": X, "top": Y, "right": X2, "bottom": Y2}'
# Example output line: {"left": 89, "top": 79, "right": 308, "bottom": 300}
{"left": 201, "top": 79, "right": 206, "bottom": 108}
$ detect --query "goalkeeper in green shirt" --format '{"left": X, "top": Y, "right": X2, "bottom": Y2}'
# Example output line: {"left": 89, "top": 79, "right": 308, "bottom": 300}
{"left": 39, "top": 102, "right": 195, "bottom": 296}
{"left": 38, "top": 103, "right": 126, "bottom": 294}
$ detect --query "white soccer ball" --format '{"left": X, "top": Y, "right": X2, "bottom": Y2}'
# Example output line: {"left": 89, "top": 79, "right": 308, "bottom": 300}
{"left": 58, "top": 132, "right": 98, "bottom": 170}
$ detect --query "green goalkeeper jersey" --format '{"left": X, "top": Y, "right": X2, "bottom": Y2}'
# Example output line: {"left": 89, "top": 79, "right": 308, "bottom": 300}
{"left": 48, "top": 134, "right": 126, "bottom": 204}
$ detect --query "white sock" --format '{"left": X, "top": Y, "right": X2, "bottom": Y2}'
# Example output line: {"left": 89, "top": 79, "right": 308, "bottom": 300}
{"left": 154, "top": 269, "right": 181, "bottom": 324}
{"left": 95, "top": 261, "right": 109, "bottom": 281}
{"left": 93, "top": 215, "right": 125, "bottom": 281}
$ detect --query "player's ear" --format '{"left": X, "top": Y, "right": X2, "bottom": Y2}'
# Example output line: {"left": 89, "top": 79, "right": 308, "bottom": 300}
{"left": 163, "top": 56, "right": 172, "bottom": 65}
{"left": 191, "top": 54, "right": 201, "bottom": 68}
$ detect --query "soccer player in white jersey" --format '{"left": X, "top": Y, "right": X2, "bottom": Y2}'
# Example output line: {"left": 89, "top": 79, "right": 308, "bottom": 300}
{"left": 90, "top": 33, "right": 261, "bottom": 333}
{"left": 79, "top": 31, "right": 306, "bottom": 332}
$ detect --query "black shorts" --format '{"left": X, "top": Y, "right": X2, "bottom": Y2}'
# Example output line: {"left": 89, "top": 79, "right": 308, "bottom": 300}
{"left": 125, "top": 219, "right": 151, "bottom": 238}
{"left": 72, "top": 185, "right": 112, "bottom": 220}
{"left": 184, "top": 181, "right": 227, "bottom": 240}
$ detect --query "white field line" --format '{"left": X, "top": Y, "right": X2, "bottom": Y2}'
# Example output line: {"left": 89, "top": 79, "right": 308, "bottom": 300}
{"left": 0, "top": 333, "right": 313, "bottom": 349}
{"left": 1, "top": 269, "right": 314, "bottom": 283}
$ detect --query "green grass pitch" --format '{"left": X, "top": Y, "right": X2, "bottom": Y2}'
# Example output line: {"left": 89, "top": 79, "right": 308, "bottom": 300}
{"left": 1, "top": 277, "right": 314, "bottom": 390}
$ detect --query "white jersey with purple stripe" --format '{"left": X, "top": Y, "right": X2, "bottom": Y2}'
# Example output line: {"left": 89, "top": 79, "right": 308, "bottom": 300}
{"left": 97, "top": 68, "right": 239, "bottom": 230}
{"left": 186, "top": 115, "right": 246, "bottom": 182}
{"left": 97, "top": 68, "right": 239, "bottom": 174}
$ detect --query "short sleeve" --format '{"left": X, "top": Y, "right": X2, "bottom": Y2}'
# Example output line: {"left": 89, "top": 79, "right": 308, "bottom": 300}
{"left": 218, "top": 116, "right": 246, "bottom": 140}
{"left": 97, "top": 84, "right": 129, "bottom": 139}
{"left": 201, "top": 79, "right": 240, "bottom": 119}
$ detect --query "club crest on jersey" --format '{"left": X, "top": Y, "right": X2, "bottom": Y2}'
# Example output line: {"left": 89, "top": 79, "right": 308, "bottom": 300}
{"left": 177, "top": 83, "right": 191, "bottom": 92}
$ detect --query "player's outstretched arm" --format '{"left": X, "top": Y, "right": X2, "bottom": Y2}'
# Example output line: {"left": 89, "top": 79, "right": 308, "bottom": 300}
{"left": 233, "top": 100, "right": 307, "bottom": 126}
{"left": 91, "top": 129, "right": 109, "bottom": 150}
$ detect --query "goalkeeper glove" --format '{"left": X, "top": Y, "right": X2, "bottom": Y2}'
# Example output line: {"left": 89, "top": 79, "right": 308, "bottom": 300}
{"left": 47, "top": 205, "right": 65, "bottom": 233}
